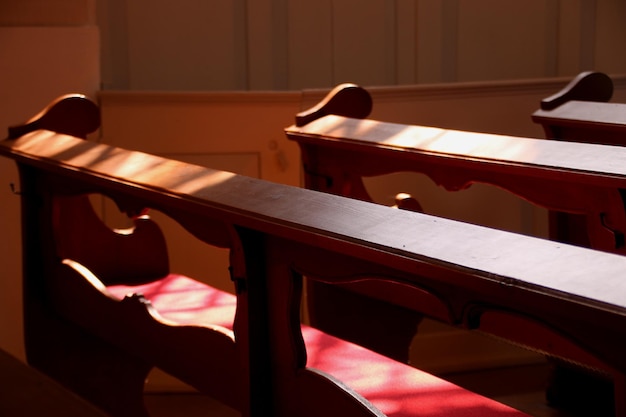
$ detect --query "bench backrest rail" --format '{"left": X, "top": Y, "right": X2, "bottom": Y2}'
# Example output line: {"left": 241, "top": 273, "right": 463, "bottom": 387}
{"left": 287, "top": 94, "right": 626, "bottom": 255}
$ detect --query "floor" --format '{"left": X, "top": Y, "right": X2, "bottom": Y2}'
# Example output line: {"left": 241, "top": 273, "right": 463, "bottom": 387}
{"left": 143, "top": 361, "right": 610, "bottom": 417}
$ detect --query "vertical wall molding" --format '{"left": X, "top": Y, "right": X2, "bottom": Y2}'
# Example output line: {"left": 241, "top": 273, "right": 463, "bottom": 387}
{"left": 579, "top": 0, "right": 596, "bottom": 71}
{"left": 395, "top": 0, "right": 417, "bottom": 85}
{"left": 441, "top": 0, "right": 459, "bottom": 82}
{"left": 384, "top": 1, "right": 398, "bottom": 85}
{"left": 234, "top": 0, "right": 250, "bottom": 90}
{"left": 271, "top": 0, "right": 289, "bottom": 89}
{"left": 544, "top": 0, "right": 560, "bottom": 77}
{"left": 96, "top": 0, "right": 624, "bottom": 91}
{"left": 97, "top": 0, "right": 130, "bottom": 89}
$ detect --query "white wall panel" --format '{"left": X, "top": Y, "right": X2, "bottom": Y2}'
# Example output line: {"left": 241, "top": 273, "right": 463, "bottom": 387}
{"left": 416, "top": 0, "right": 446, "bottom": 84}
{"left": 557, "top": 1, "right": 583, "bottom": 75}
{"left": 332, "top": 0, "right": 396, "bottom": 86}
{"left": 126, "top": 0, "right": 246, "bottom": 90}
{"left": 457, "top": 0, "right": 553, "bottom": 81}
{"left": 287, "top": 1, "right": 334, "bottom": 89}
{"left": 579, "top": 0, "right": 597, "bottom": 70}
{"left": 98, "top": 0, "right": 626, "bottom": 91}
{"left": 246, "top": 0, "right": 290, "bottom": 89}
{"left": 595, "top": 0, "right": 626, "bottom": 73}
{"left": 395, "top": 0, "right": 418, "bottom": 84}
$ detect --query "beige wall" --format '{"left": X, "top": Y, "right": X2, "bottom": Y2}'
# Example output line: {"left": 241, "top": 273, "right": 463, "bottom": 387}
{"left": 0, "top": 0, "right": 100, "bottom": 360}
{"left": 97, "top": 0, "right": 626, "bottom": 91}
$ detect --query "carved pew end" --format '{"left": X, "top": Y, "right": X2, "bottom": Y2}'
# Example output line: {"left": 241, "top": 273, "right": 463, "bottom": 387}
{"left": 296, "top": 83, "right": 373, "bottom": 127}
{"left": 8, "top": 94, "right": 100, "bottom": 140}
{"left": 540, "top": 71, "right": 613, "bottom": 110}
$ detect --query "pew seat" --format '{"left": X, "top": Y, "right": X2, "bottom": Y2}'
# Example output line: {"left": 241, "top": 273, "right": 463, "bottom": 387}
{"left": 102, "top": 267, "right": 530, "bottom": 416}
{"left": 108, "top": 274, "right": 236, "bottom": 328}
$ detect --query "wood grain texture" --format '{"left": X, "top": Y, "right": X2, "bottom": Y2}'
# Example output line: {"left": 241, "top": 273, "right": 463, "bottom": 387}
{"left": 4, "top": 111, "right": 626, "bottom": 415}
{"left": 3, "top": 131, "right": 626, "bottom": 327}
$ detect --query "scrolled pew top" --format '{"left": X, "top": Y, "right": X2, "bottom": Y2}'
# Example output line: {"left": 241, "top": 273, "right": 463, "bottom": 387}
{"left": 295, "top": 83, "right": 372, "bottom": 127}
{"left": 7, "top": 94, "right": 100, "bottom": 140}
{"left": 539, "top": 71, "right": 613, "bottom": 111}
{"left": 532, "top": 72, "right": 626, "bottom": 146}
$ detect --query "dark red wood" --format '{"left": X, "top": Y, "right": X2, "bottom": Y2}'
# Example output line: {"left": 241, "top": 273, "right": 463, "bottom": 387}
{"left": 296, "top": 83, "right": 372, "bottom": 127}
{"left": 287, "top": 84, "right": 626, "bottom": 344}
{"left": 531, "top": 72, "right": 626, "bottom": 249}
{"left": 6, "top": 95, "right": 626, "bottom": 416}
{"left": 287, "top": 83, "right": 626, "bottom": 415}
{"left": 533, "top": 71, "right": 626, "bottom": 413}
{"left": 8, "top": 93, "right": 100, "bottom": 140}
{"left": 539, "top": 71, "right": 613, "bottom": 111}
{"left": 2, "top": 97, "right": 537, "bottom": 417}
{"left": 532, "top": 72, "right": 625, "bottom": 146}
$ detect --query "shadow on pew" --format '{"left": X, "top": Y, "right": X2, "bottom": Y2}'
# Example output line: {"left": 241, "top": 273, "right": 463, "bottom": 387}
{"left": 2, "top": 83, "right": 626, "bottom": 417}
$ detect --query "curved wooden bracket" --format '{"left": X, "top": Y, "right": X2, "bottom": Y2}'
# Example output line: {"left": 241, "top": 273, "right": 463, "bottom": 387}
{"left": 540, "top": 71, "right": 613, "bottom": 110}
{"left": 296, "top": 83, "right": 373, "bottom": 127}
{"left": 7, "top": 94, "right": 100, "bottom": 140}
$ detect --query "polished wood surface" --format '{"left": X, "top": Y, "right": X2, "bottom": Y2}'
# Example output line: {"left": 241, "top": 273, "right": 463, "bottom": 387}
{"left": 288, "top": 108, "right": 626, "bottom": 255}
{"left": 537, "top": 71, "right": 613, "bottom": 111}
{"left": 4, "top": 95, "right": 626, "bottom": 416}
{"left": 531, "top": 71, "right": 626, "bottom": 287}
{"left": 532, "top": 71, "right": 626, "bottom": 146}
{"left": 287, "top": 81, "right": 626, "bottom": 415}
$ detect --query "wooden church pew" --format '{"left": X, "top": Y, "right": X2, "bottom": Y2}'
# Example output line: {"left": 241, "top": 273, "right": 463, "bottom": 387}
{"left": 532, "top": 71, "right": 624, "bottom": 146}
{"left": 1, "top": 94, "right": 538, "bottom": 417}
{"left": 286, "top": 83, "right": 626, "bottom": 415}
{"left": 4, "top": 95, "right": 626, "bottom": 417}
{"left": 532, "top": 71, "right": 626, "bottom": 249}
{"left": 531, "top": 70, "right": 626, "bottom": 414}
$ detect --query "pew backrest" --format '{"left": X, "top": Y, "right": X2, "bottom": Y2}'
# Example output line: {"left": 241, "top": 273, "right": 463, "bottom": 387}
{"left": 287, "top": 83, "right": 626, "bottom": 255}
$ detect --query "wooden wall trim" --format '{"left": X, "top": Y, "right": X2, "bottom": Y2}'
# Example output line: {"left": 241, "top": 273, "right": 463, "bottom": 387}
{"left": 98, "top": 90, "right": 301, "bottom": 105}
{"left": 337, "top": 73, "right": 626, "bottom": 102}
